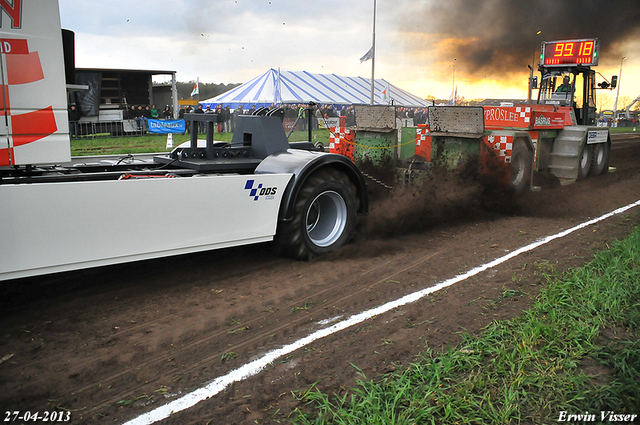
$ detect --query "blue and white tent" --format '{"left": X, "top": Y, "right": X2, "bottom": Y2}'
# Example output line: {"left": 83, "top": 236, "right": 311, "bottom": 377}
{"left": 200, "top": 68, "right": 430, "bottom": 109}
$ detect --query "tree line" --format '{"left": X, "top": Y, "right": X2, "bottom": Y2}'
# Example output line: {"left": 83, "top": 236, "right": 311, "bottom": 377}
{"left": 175, "top": 81, "right": 241, "bottom": 101}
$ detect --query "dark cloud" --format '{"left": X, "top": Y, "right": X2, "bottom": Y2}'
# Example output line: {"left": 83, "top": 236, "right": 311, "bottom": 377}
{"left": 401, "top": 0, "right": 640, "bottom": 74}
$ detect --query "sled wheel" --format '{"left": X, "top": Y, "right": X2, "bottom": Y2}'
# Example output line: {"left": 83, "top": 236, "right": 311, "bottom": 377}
{"left": 510, "top": 140, "right": 532, "bottom": 194}
{"left": 276, "top": 168, "right": 357, "bottom": 260}
{"left": 577, "top": 144, "right": 592, "bottom": 180}
{"left": 588, "top": 142, "right": 610, "bottom": 176}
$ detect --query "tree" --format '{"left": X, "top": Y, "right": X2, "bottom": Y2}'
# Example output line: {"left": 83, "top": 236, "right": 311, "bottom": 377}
{"left": 153, "top": 80, "right": 242, "bottom": 101}
{"left": 618, "top": 95, "right": 633, "bottom": 112}
{"left": 177, "top": 81, "right": 241, "bottom": 100}
{"left": 596, "top": 93, "right": 611, "bottom": 113}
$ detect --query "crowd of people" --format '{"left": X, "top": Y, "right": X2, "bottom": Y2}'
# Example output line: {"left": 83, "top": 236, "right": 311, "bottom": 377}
{"left": 175, "top": 103, "right": 432, "bottom": 133}
{"left": 179, "top": 104, "right": 236, "bottom": 133}
{"left": 124, "top": 104, "right": 173, "bottom": 120}
{"left": 119, "top": 104, "right": 174, "bottom": 131}
{"left": 68, "top": 102, "right": 433, "bottom": 138}
{"left": 597, "top": 116, "right": 639, "bottom": 127}
{"left": 69, "top": 99, "right": 637, "bottom": 140}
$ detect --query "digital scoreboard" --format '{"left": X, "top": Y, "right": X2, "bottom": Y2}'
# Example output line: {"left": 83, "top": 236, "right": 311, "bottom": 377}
{"left": 541, "top": 38, "right": 599, "bottom": 67}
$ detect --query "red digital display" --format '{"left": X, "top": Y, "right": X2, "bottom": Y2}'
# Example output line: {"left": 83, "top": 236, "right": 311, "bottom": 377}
{"left": 541, "top": 39, "right": 599, "bottom": 67}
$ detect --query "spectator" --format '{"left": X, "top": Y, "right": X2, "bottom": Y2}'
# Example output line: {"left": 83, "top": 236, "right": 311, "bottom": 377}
{"left": 132, "top": 105, "right": 142, "bottom": 129}
{"left": 216, "top": 104, "right": 224, "bottom": 133}
{"left": 232, "top": 105, "right": 243, "bottom": 131}
{"left": 324, "top": 105, "right": 336, "bottom": 118}
{"left": 223, "top": 105, "right": 231, "bottom": 132}
{"left": 195, "top": 103, "right": 205, "bottom": 133}
{"left": 297, "top": 104, "right": 307, "bottom": 131}
{"left": 346, "top": 105, "right": 355, "bottom": 127}
{"left": 150, "top": 104, "right": 159, "bottom": 119}
{"left": 162, "top": 105, "right": 172, "bottom": 119}
{"left": 68, "top": 103, "right": 81, "bottom": 139}
{"left": 141, "top": 105, "right": 151, "bottom": 131}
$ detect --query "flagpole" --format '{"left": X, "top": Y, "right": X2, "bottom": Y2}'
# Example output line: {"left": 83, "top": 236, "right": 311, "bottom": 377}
{"left": 369, "top": 0, "right": 376, "bottom": 105}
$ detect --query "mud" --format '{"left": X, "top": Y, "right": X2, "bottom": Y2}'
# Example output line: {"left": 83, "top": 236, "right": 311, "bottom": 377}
{"left": 1, "top": 134, "right": 639, "bottom": 425}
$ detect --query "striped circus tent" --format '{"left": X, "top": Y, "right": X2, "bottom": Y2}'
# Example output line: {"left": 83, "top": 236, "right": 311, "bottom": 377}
{"left": 199, "top": 68, "right": 430, "bottom": 109}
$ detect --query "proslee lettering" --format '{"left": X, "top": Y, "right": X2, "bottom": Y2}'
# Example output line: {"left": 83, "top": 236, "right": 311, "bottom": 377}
{"left": 484, "top": 108, "right": 520, "bottom": 123}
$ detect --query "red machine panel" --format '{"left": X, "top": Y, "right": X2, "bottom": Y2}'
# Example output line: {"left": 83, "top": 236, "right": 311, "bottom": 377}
{"left": 329, "top": 127, "right": 354, "bottom": 160}
{"left": 484, "top": 106, "right": 532, "bottom": 129}
{"left": 415, "top": 126, "right": 431, "bottom": 161}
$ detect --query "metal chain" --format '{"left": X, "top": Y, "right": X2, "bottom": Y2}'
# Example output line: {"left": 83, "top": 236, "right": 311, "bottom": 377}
{"left": 361, "top": 172, "right": 394, "bottom": 191}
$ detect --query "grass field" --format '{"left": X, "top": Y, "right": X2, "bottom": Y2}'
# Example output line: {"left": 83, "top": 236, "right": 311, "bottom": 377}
{"left": 70, "top": 126, "right": 639, "bottom": 157}
{"left": 290, "top": 226, "right": 640, "bottom": 424}
{"left": 70, "top": 129, "right": 332, "bottom": 156}
{"left": 610, "top": 126, "right": 640, "bottom": 134}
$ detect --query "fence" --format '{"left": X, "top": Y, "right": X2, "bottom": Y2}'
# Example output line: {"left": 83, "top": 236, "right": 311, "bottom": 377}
{"left": 70, "top": 119, "right": 148, "bottom": 139}
{"left": 70, "top": 105, "right": 427, "bottom": 139}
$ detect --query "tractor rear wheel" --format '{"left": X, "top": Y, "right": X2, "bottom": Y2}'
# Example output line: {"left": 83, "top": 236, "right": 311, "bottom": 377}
{"left": 510, "top": 140, "right": 532, "bottom": 193}
{"left": 276, "top": 168, "right": 357, "bottom": 260}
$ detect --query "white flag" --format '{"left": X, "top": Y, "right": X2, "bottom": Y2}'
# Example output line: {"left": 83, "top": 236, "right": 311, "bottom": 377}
{"left": 382, "top": 84, "right": 390, "bottom": 103}
{"left": 190, "top": 78, "right": 199, "bottom": 97}
{"left": 359, "top": 46, "right": 374, "bottom": 64}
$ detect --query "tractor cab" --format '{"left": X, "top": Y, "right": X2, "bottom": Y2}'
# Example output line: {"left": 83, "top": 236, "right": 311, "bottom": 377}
{"left": 539, "top": 70, "right": 576, "bottom": 107}
{"left": 535, "top": 39, "right": 615, "bottom": 126}
{"left": 537, "top": 66, "right": 597, "bottom": 125}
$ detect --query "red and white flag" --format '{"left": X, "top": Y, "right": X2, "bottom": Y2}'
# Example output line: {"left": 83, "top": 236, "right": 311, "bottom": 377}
{"left": 190, "top": 77, "right": 199, "bottom": 97}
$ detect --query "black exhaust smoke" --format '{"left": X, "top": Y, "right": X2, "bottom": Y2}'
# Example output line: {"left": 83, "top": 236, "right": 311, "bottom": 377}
{"left": 399, "top": 0, "right": 640, "bottom": 74}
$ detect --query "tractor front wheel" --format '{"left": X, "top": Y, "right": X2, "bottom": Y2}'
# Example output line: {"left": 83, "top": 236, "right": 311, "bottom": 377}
{"left": 588, "top": 142, "right": 610, "bottom": 176}
{"left": 577, "top": 144, "right": 592, "bottom": 180}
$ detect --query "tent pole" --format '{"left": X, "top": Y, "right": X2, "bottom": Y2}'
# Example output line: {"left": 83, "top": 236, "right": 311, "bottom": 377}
{"left": 369, "top": 0, "right": 376, "bottom": 105}
{"left": 307, "top": 103, "right": 314, "bottom": 143}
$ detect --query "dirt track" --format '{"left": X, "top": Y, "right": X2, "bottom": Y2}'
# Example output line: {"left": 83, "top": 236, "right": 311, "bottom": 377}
{"left": 1, "top": 134, "right": 639, "bottom": 424}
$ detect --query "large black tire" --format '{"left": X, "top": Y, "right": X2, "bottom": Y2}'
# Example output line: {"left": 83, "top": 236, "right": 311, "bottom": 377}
{"left": 276, "top": 168, "right": 357, "bottom": 260}
{"left": 510, "top": 140, "right": 532, "bottom": 194}
{"left": 588, "top": 142, "right": 610, "bottom": 176}
{"left": 577, "top": 144, "right": 592, "bottom": 180}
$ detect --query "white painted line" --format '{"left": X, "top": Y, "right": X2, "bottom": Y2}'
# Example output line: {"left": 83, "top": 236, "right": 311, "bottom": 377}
{"left": 124, "top": 199, "right": 640, "bottom": 425}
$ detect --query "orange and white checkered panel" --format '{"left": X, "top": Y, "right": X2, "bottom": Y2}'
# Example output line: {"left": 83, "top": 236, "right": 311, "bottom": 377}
{"left": 484, "top": 135, "right": 513, "bottom": 163}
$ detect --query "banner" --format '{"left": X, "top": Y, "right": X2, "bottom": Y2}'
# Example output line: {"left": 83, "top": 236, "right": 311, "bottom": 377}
{"left": 148, "top": 119, "right": 185, "bottom": 134}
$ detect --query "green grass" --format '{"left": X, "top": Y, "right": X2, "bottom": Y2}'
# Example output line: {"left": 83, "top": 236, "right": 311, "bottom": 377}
{"left": 609, "top": 126, "right": 640, "bottom": 134}
{"left": 290, "top": 227, "right": 640, "bottom": 424}
{"left": 69, "top": 126, "right": 637, "bottom": 156}
{"left": 70, "top": 129, "right": 331, "bottom": 156}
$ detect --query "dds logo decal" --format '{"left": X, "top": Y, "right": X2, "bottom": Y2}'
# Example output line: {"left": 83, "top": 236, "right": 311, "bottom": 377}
{"left": 245, "top": 180, "right": 277, "bottom": 201}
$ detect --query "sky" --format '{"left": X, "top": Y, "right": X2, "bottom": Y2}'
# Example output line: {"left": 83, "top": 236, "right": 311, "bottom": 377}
{"left": 59, "top": 0, "right": 640, "bottom": 110}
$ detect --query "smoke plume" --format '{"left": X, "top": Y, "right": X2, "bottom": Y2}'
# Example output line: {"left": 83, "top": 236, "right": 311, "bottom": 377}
{"left": 400, "top": 0, "right": 640, "bottom": 75}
